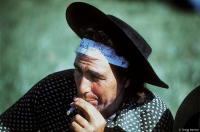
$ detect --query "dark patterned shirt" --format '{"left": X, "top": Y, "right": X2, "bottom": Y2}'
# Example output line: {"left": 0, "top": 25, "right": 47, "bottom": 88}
{"left": 0, "top": 69, "right": 173, "bottom": 132}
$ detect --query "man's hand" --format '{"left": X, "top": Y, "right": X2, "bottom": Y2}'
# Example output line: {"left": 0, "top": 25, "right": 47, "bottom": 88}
{"left": 71, "top": 98, "right": 106, "bottom": 132}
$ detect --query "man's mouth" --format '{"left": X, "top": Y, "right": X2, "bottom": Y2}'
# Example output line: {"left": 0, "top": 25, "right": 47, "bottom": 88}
{"left": 79, "top": 93, "right": 99, "bottom": 106}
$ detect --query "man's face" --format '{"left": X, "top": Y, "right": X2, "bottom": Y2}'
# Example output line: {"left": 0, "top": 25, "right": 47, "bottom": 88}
{"left": 74, "top": 53, "right": 126, "bottom": 118}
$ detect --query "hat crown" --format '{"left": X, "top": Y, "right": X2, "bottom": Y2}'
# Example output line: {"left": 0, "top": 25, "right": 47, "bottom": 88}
{"left": 107, "top": 15, "right": 152, "bottom": 59}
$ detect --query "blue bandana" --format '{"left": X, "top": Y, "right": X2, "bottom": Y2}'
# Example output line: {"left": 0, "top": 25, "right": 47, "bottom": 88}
{"left": 77, "top": 38, "right": 128, "bottom": 68}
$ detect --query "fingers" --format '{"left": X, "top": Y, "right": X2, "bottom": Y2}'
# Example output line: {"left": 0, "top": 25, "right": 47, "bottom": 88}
{"left": 71, "top": 121, "right": 83, "bottom": 132}
{"left": 74, "top": 98, "right": 100, "bottom": 121}
{"left": 72, "top": 98, "right": 106, "bottom": 132}
{"left": 72, "top": 114, "right": 94, "bottom": 132}
{"left": 74, "top": 114, "right": 89, "bottom": 128}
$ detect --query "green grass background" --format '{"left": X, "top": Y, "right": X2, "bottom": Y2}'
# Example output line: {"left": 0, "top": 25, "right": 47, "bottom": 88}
{"left": 0, "top": 0, "right": 200, "bottom": 117}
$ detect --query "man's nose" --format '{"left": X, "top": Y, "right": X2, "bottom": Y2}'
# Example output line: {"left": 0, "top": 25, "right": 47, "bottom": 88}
{"left": 78, "top": 76, "right": 91, "bottom": 95}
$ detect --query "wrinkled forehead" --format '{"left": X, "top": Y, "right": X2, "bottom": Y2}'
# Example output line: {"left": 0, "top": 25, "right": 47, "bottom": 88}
{"left": 75, "top": 52, "right": 110, "bottom": 67}
{"left": 77, "top": 47, "right": 109, "bottom": 61}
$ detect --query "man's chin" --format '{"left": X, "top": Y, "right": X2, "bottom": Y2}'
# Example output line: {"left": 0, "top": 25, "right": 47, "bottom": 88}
{"left": 95, "top": 105, "right": 109, "bottom": 118}
{"left": 89, "top": 102, "right": 109, "bottom": 117}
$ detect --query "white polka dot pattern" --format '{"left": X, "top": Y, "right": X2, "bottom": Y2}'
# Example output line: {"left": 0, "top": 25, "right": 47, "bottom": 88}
{"left": 106, "top": 90, "right": 174, "bottom": 132}
{"left": 0, "top": 69, "right": 77, "bottom": 131}
{"left": 0, "top": 69, "right": 174, "bottom": 132}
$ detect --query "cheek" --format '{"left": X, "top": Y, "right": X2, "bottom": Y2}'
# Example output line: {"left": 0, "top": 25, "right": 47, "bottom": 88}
{"left": 92, "top": 80, "right": 118, "bottom": 101}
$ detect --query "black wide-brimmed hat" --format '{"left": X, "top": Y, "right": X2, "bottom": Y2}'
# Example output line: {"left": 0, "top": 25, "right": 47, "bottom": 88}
{"left": 66, "top": 2, "right": 168, "bottom": 88}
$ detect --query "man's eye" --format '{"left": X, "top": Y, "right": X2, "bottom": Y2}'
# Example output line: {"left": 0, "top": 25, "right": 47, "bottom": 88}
{"left": 90, "top": 77, "right": 99, "bottom": 82}
{"left": 90, "top": 75, "right": 104, "bottom": 82}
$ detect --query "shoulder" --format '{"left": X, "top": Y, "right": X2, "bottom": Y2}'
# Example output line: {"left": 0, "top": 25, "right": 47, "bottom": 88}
{"left": 147, "top": 93, "right": 174, "bottom": 131}
{"left": 135, "top": 89, "right": 174, "bottom": 131}
{"left": 35, "top": 69, "right": 76, "bottom": 99}
{"left": 0, "top": 69, "right": 77, "bottom": 131}
{"left": 143, "top": 90, "right": 168, "bottom": 118}
{"left": 34, "top": 69, "right": 77, "bottom": 130}
{"left": 44, "top": 69, "right": 75, "bottom": 82}
{"left": 107, "top": 89, "right": 173, "bottom": 131}
{"left": 35, "top": 69, "right": 75, "bottom": 90}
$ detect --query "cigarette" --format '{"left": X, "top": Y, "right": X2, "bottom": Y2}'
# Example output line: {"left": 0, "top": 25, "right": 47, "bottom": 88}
{"left": 67, "top": 107, "right": 75, "bottom": 116}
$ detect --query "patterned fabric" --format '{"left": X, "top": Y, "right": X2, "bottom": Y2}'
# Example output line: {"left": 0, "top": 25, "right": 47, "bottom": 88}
{"left": 0, "top": 69, "right": 174, "bottom": 132}
{"left": 106, "top": 91, "right": 174, "bottom": 132}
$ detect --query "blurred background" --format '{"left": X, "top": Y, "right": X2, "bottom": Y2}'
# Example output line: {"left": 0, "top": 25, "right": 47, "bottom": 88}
{"left": 0, "top": 0, "right": 200, "bottom": 118}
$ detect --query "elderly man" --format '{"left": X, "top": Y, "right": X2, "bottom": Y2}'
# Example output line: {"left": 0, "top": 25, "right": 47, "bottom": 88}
{"left": 0, "top": 2, "right": 174, "bottom": 132}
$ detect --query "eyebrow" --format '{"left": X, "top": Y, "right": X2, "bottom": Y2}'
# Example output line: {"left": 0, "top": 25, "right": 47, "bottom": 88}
{"left": 74, "top": 63, "right": 105, "bottom": 79}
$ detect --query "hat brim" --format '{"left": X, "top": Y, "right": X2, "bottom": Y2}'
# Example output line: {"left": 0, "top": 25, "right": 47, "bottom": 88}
{"left": 66, "top": 2, "right": 168, "bottom": 88}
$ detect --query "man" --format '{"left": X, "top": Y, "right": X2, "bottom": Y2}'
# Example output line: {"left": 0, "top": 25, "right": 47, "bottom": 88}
{"left": 0, "top": 2, "right": 174, "bottom": 132}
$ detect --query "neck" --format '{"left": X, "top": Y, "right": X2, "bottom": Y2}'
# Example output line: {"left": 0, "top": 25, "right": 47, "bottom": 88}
{"left": 102, "top": 90, "right": 126, "bottom": 119}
